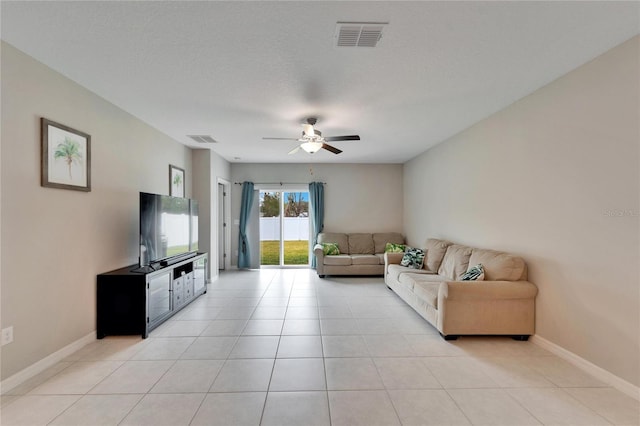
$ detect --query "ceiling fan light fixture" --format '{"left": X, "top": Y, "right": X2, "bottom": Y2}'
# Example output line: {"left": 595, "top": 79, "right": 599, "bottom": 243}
{"left": 264, "top": 117, "right": 359, "bottom": 155}
{"left": 300, "top": 141, "right": 323, "bottom": 154}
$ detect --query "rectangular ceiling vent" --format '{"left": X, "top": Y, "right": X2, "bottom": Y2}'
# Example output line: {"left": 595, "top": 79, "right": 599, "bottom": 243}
{"left": 336, "top": 22, "right": 387, "bottom": 48}
{"left": 187, "top": 135, "right": 218, "bottom": 144}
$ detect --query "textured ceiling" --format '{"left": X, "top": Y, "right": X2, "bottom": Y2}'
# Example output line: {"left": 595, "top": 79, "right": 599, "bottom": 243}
{"left": 1, "top": 1, "right": 638, "bottom": 163}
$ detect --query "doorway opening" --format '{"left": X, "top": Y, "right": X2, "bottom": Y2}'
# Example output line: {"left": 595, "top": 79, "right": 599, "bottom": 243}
{"left": 259, "top": 190, "right": 310, "bottom": 267}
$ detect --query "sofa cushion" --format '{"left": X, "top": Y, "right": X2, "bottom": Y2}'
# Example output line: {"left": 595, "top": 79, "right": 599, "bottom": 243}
{"left": 401, "top": 248, "right": 426, "bottom": 269}
{"left": 373, "top": 232, "right": 404, "bottom": 254}
{"left": 396, "top": 272, "right": 417, "bottom": 291}
{"left": 323, "top": 255, "right": 352, "bottom": 266}
{"left": 348, "top": 233, "right": 375, "bottom": 254}
{"left": 438, "top": 244, "right": 472, "bottom": 280}
{"left": 400, "top": 273, "right": 449, "bottom": 284}
{"left": 318, "top": 233, "right": 349, "bottom": 254}
{"left": 375, "top": 253, "right": 386, "bottom": 265}
{"left": 468, "top": 249, "right": 527, "bottom": 281}
{"left": 388, "top": 264, "right": 434, "bottom": 283}
{"left": 424, "top": 238, "right": 452, "bottom": 272}
{"left": 321, "top": 242, "right": 340, "bottom": 255}
{"left": 351, "top": 255, "right": 381, "bottom": 265}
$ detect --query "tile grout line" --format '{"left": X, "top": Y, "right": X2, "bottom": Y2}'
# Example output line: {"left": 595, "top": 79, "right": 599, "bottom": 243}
{"left": 115, "top": 394, "right": 146, "bottom": 426}
{"left": 188, "top": 283, "right": 253, "bottom": 426}
{"left": 258, "top": 269, "right": 289, "bottom": 426}
{"left": 311, "top": 273, "right": 334, "bottom": 426}
{"left": 556, "top": 387, "right": 615, "bottom": 425}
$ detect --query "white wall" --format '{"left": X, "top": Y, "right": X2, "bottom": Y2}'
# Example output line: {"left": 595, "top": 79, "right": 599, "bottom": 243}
{"left": 192, "top": 150, "right": 212, "bottom": 275}
{"left": 230, "top": 163, "right": 404, "bottom": 266}
{"left": 404, "top": 36, "right": 639, "bottom": 387}
{"left": 0, "top": 42, "right": 194, "bottom": 380}
{"left": 192, "top": 149, "right": 231, "bottom": 280}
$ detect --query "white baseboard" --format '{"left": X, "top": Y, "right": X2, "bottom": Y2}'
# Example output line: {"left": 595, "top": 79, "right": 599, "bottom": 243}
{"left": 531, "top": 335, "right": 639, "bottom": 401}
{"left": 1, "top": 331, "right": 96, "bottom": 395}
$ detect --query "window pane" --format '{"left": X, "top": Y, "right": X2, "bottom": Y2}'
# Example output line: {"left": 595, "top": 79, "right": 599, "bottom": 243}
{"left": 260, "top": 191, "right": 280, "bottom": 265}
{"left": 283, "top": 192, "right": 309, "bottom": 265}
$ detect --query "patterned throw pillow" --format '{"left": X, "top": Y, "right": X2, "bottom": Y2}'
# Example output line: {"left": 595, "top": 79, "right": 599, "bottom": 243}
{"left": 400, "top": 248, "right": 425, "bottom": 269}
{"left": 460, "top": 264, "right": 485, "bottom": 281}
{"left": 385, "top": 242, "right": 406, "bottom": 253}
{"left": 321, "top": 242, "right": 340, "bottom": 256}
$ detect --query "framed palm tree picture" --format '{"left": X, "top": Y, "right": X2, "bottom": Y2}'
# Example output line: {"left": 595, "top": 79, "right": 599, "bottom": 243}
{"left": 169, "top": 164, "right": 185, "bottom": 197}
{"left": 41, "top": 118, "right": 91, "bottom": 192}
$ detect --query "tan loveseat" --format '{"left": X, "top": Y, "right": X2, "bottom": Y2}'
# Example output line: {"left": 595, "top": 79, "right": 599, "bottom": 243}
{"left": 314, "top": 232, "right": 404, "bottom": 277}
{"left": 385, "top": 238, "right": 537, "bottom": 340}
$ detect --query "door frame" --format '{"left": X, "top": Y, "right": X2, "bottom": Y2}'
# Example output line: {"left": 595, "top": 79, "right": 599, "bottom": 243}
{"left": 216, "top": 177, "right": 231, "bottom": 271}
{"left": 258, "top": 186, "right": 311, "bottom": 268}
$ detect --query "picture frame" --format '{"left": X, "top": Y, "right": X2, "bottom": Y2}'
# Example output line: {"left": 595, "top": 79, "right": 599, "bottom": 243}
{"left": 169, "top": 164, "right": 185, "bottom": 197}
{"left": 41, "top": 118, "right": 91, "bottom": 192}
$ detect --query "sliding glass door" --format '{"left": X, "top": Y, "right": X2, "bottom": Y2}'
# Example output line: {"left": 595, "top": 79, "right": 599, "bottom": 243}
{"left": 259, "top": 190, "right": 310, "bottom": 267}
{"left": 282, "top": 192, "right": 309, "bottom": 266}
{"left": 260, "top": 191, "right": 281, "bottom": 265}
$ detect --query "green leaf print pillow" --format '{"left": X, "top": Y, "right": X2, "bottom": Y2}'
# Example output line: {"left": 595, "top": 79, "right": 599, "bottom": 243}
{"left": 385, "top": 243, "right": 406, "bottom": 253}
{"left": 321, "top": 243, "right": 340, "bottom": 256}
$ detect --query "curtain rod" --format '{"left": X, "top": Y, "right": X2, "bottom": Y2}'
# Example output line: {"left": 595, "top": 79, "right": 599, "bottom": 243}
{"left": 234, "top": 182, "right": 326, "bottom": 185}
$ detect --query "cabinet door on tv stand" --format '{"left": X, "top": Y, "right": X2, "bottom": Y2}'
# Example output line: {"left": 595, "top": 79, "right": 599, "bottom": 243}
{"left": 147, "top": 271, "right": 172, "bottom": 328}
{"left": 194, "top": 256, "right": 207, "bottom": 294}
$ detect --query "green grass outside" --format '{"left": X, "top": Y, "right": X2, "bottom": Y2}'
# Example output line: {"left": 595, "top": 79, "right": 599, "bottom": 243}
{"left": 166, "top": 245, "right": 190, "bottom": 257}
{"left": 261, "top": 240, "right": 309, "bottom": 265}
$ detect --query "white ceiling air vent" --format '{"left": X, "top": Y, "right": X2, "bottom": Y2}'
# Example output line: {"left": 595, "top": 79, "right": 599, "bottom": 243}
{"left": 187, "top": 135, "right": 218, "bottom": 144}
{"left": 336, "top": 22, "right": 387, "bottom": 47}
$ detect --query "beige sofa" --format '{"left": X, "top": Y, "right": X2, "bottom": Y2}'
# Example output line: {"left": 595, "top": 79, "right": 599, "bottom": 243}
{"left": 385, "top": 238, "right": 538, "bottom": 340}
{"left": 313, "top": 232, "right": 404, "bottom": 277}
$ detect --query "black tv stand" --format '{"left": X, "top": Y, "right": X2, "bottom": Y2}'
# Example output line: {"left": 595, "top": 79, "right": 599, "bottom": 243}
{"left": 130, "top": 264, "right": 157, "bottom": 274}
{"left": 160, "top": 252, "right": 197, "bottom": 267}
{"left": 97, "top": 252, "right": 208, "bottom": 338}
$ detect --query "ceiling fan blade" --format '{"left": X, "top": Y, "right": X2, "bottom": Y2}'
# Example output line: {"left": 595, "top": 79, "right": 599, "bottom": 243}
{"left": 288, "top": 146, "right": 301, "bottom": 155}
{"left": 322, "top": 143, "right": 342, "bottom": 154}
{"left": 324, "top": 135, "right": 360, "bottom": 142}
{"left": 263, "top": 137, "right": 299, "bottom": 141}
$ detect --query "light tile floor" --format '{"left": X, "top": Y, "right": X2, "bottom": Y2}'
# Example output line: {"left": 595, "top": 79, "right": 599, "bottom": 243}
{"left": 2, "top": 269, "right": 639, "bottom": 425}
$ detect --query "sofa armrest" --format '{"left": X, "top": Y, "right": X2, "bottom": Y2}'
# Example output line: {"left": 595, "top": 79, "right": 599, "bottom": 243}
{"left": 383, "top": 252, "right": 404, "bottom": 283}
{"left": 437, "top": 280, "right": 538, "bottom": 337}
{"left": 384, "top": 252, "right": 404, "bottom": 265}
{"left": 313, "top": 244, "right": 325, "bottom": 276}
{"left": 439, "top": 280, "right": 538, "bottom": 301}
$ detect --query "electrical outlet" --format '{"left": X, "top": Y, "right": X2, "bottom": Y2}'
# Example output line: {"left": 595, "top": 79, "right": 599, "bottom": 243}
{"left": 1, "top": 326, "right": 14, "bottom": 346}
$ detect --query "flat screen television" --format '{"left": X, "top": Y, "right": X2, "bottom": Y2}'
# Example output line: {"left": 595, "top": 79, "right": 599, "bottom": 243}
{"left": 139, "top": 192, "right": 199, "bottom": 266}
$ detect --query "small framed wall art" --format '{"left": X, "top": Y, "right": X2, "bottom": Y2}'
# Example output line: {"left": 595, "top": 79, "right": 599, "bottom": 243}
{"left": 41, "top": 118, "right": 91, "bottom": 192}
{"left": 169, "top": 164, "right": 185, "bottom": 197}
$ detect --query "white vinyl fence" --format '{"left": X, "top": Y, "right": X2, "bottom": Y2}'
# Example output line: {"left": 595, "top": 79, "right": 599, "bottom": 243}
{"left": 260, "top": 217, "right": 309, "bottom": 241}
{"left": 161, "top": 213, "right": 190, "bottom": 246}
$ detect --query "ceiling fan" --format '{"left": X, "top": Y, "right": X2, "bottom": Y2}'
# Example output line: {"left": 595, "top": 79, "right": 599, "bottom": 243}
{"left": 263, "top": 117, "right": 360, "bottom": 155}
